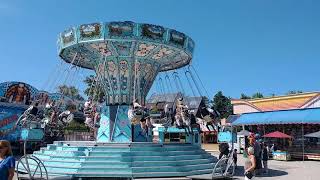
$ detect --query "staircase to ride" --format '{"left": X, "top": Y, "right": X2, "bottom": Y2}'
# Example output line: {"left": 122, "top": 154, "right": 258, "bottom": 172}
{"left": 20, "top": 141, "right": 216, "bottom": 179}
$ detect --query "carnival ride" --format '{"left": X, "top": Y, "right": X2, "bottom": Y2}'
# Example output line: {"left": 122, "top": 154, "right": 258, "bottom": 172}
{"left": 14, "top": 21, "right": 221, "bottom": 179}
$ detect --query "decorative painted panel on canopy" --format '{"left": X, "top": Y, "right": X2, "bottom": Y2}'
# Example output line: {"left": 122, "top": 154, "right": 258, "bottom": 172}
{"left": 58, "top": 21, "right": 194, "bottom": 105}
{"left": 58, "top": 21, "right": 194, "bottom": 72}
{"left": 232, "top": 108, "right": 320, "bottom": 126}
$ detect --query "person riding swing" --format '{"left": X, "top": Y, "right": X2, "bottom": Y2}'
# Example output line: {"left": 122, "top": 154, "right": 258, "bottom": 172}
{"left": 175, "top": 97, "right": 193, "bottom": 135}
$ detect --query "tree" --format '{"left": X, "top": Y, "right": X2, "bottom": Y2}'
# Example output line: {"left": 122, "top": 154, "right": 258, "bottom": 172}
{"left": 84, "top": 75, "right": 105, "bottom": 102}
{"left": 202, "top": 96, "right": 212, "bottom": 107}
{"left": 252, "top": 92, "right": 264, "bottom": 99}
{"left": 240, "top": 93, "right": 251, "bottom": 99}
{"left": 212, "top": 91, "right": 233, "bottom": 119}
{"left": 57, "top": 85, "right": 84, "bottom": 101}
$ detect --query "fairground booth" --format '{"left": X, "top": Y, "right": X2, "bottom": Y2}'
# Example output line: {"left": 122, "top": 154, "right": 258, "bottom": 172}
{"left": 231, "top": 92, "right": 320, "bottom": 160}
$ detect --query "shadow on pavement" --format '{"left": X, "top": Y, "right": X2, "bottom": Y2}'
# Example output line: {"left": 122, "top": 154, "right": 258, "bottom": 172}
{"left": 234, "top": 165, "right": 288, "bottom": 178}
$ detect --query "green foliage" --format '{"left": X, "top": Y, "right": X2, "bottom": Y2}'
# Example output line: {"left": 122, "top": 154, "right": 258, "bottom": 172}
{"left": 240, "top": 93, "right": 251, "bottom": 99}
{"left": 84, "top": 75, "right": 105, "bottom": 102}
{"left": 202, "top": 96, "right": 212, "bottom": 106}
{"left": 212, "top": 91, "right": 233, "bottom": 119}
{"left": 64, "top": 121, "right": 89, "bottom": 133}
{"left": 252, "top": 92, "right": 264, "bottom": 99}
{"left": 57, "top": 85, "right": 84, "bottom": 101}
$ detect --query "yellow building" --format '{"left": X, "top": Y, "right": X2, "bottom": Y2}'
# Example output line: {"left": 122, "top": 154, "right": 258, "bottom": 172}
{"left": 231, "top": 92, "right": 320, "bottom": 160}
{"left": 232, "top": 92, "right": 320, "bottom": 114}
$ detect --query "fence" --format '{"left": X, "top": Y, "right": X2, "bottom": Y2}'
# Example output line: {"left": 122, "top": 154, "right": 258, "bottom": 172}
{"left": 64, "top": 131, "right": 94, "bottom": 141}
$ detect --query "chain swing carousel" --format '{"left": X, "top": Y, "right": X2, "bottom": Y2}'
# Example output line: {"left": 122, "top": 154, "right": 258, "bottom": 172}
{"left": 16, "top": 21, "right": 218, "bottom": 179}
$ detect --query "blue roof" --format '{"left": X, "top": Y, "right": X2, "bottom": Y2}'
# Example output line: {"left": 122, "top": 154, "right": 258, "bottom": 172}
{"left": 232, "top": 108, "right": 320, "bottom": 125}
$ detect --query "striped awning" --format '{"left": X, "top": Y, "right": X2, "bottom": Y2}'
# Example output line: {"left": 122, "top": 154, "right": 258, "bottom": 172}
{"left": 232, "top": 108, "right": 320, "bottom": 125}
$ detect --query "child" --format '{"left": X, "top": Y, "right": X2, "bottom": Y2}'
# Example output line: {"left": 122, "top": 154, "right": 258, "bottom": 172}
{"left": 233, "top": 149, "right": 238, "bottom": 168}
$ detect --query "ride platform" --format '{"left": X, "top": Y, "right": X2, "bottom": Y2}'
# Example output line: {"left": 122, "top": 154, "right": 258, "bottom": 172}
{"left": 18, "top": 141, "right": 216, "bottom": 179}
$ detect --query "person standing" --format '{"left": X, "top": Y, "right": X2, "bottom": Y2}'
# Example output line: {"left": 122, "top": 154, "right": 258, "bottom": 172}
{"left": 233, "top": 149, "right": 238, "bottom": 169}
{"left": 261, "top": 143, "right": 269, "bottom": 174}
{"left": 248, "top": 135, "right": 261, "bottom": 175}
{"left": 244, "top": 147, "right": 256, "bottom": 180}
{"left": 0, "top": 140, "right": 15, "bottom": 180}
{"left": 218, "top": 142, "right": 229, "bottom": 159}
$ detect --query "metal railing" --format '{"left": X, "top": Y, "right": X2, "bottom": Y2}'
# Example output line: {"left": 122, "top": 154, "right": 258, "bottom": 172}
{"left": 64, "top": 131, "right": 94, "bottom": 141}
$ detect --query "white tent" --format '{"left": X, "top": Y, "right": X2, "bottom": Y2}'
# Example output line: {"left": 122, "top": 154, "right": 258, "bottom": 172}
{"left": 304, "top": 131, "right": 320, "bottom": 138}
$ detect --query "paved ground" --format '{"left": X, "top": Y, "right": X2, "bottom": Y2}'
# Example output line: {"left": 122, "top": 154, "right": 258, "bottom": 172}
{"left": 13, "top": 144, "right": 319, "bottom": 180}
{"left": 202, "top": 143, "right": 219, "bottom": 151}
{"left": 191, "top": 151, "right": 320, "bottom": 180}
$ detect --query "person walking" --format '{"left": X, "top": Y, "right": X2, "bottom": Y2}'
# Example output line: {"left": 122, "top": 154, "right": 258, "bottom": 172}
{"left": 244, "top": 147, "right": 256, "bottom": 180}
{"left": 0, "top": 140, "right": 15, "bottom": 180}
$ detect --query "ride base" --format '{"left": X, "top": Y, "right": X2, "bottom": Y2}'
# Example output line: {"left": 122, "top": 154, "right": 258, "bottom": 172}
{"left": 22, "top": 141, "right": 216, "bottom": 179}
{"left": 19, "top": 105, "right": 217, "bottom": 179}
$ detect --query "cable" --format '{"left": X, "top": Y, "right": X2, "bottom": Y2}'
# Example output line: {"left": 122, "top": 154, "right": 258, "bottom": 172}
{"left": 41, "top": 62, "right": 62, "bottom": 91}
{"left": 172, "top": 71, "right": 183, "bottom": 94}
{"left": 185, "top": 67, "right": 202, "bottom": 96}
{"left": 165, "top": 72, "right": 174, "bottom": 93}
{"left": 189, "top": 65, "right": 209, "bottom": 98}
{"left": 184, "top": 70, "right": 197, "bottom": 97}
{"left": 159, "top": 77, "right": 166, "bottom": 95}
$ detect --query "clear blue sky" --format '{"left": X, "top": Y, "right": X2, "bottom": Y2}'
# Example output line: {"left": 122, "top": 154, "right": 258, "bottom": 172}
{"left": 0, "top": 0, "right": 319, "bottom": 99}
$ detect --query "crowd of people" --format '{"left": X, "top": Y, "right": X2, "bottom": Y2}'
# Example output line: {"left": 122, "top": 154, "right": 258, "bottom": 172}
{"left": 217, "top": 133, "right": 270, "bottom": 180}
{"left": 128, "top": 97, "right": 211, "bottom": 139}
{"left": 244, "top": 134, "right": 269, "bottom": 179}
{"left": 14, "top": 94, "right": 220, "bottom": 143}
{"left": 15, "top": 100, "right": 77, "bottom": 140}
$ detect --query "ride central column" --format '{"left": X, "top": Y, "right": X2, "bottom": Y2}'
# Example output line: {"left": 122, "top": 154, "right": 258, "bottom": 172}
{"left": 97, "top": 105, "right": 131, "bottom": 142}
